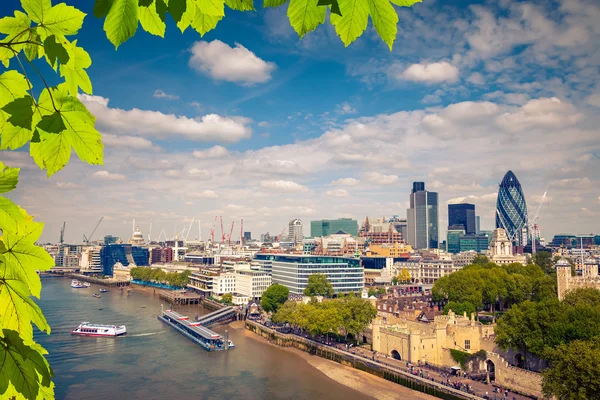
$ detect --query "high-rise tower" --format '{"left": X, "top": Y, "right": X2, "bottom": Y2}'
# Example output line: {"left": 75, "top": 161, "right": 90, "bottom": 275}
{"left": 407, "top": 182, "right": 439, "bottom": 249}
{"left": 288, "top": 219, "right": 304, "bottom": 245}
{"left": 448, "top": 203, "right": 476, "bottom": 234}
{"left": 495, "top": 170, "right": 528, "bottom": 246}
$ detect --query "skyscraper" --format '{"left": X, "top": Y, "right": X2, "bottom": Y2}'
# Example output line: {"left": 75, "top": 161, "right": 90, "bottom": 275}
{"left": 407, "top": 182, "right": 439, "bottom": 249}
{"left": 288, "top": 219, "right": 304, "bottom": 245}
{"left": 495, "top": 170, "right": 528, "bottom": 246}
{"left": 310, "top": 218, "right": 358, "bottom": 237}
{"left": 448, "top": 203, "right": 476, "bottom": 234}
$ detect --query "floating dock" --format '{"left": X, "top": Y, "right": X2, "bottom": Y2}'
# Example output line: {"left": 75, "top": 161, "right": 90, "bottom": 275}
{"left": 158, "top": 290, "right": 202, "bottom": 305}
{"left": 158, "top": 309, "right": 233, "bottom": 351}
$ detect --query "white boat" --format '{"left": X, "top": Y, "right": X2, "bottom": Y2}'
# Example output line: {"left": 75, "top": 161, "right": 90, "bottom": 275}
{"left": 71, "top": 322, "right": 126, "bottom": 337}
{"left": 71, "top": 280, "right": 85, "bottom": 288}
{"left": 227, "top": 340, "right": 235, "bottom": 348}
{"left": 83, "top": 282, "right": 91, "bottom": 287}
{"left": 99, "top": 288, "right": 109, "bottom": 293}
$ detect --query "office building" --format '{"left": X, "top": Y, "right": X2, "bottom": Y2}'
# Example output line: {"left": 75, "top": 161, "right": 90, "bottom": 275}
{"left": 80, "top": 246, "right": 102, "bottom": 274}
{"left": 288, "top": 219, "right": 304, "bottom": 245}
{"left": 406, "top": 182, "right": 439, "bottom": 249}
{"left": 254, "top": 254, "right": 363, "bottom": 294}
{"left": 149, "top": 247, "right": 173, "bottom": 264}
{"left": 475, "top": 216, "right": 481, "bottom": 234}
{"left": 495, "top": 170, "right": 528, "bottom": 246}
{"left": 100, "top": 244, "right": 149, "bottom": 276}
{"left": 392, "top": 258, "right": 460, "bottom": 285}
{"left": 446, "top": 226, "right": 465, "bottom": 254}
{"left": 459, "top": 234, "right": 489, "bottom": 253}
{"left": 235, "top": 269, "right": 272, "bottom": 300}
{"left": 243, "top": 231, "right": 252, "bottom": 241}
{"left": 104, "top": 235, "right": 119, "bottom": 245}
{"left": 310, "top": 218, "right": 358, "bottom": 237}
{"left": 448, "top": 203, "right": 476, "bottom": 234}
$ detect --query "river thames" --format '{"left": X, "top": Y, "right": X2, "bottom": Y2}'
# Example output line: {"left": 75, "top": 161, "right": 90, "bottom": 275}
{"left": 35, "top": 277, "right": 373, "bottom": 400}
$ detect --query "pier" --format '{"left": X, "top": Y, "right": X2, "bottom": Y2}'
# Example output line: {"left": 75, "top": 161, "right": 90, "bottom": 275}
{"left": 66, "top": 274, "right": 130, "bottom": 287}
{"left": 158, "top": 290, "right": 202, "bottom": 305}
{"left": 158, "top": 309, "right": 234, "bottom": 351}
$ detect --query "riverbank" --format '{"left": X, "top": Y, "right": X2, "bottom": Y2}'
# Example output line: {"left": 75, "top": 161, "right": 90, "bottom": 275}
{"left": 230, "top": 321, "right": 436, "bottom": 400}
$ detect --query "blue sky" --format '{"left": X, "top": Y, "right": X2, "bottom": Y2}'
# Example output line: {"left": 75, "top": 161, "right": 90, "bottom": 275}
{"left": 2, "top": 0, "right": 599, "bottom": 243}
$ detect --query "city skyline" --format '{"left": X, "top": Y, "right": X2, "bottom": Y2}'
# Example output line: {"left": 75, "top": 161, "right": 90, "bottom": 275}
{"left": 2, "top": 0, "right": 599, "bottom": 243}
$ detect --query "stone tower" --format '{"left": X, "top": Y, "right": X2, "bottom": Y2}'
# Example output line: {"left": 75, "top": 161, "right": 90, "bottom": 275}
{"left": 556, "top": 258, "right": 572, "bottom": 301}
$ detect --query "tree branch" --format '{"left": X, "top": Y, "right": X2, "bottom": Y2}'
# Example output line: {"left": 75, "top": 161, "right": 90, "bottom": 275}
{"left": 12, "top": 52, "right": 36, "bottom": 104}
{"left": 24, "top": 56, "right": 58, "bottom": 112}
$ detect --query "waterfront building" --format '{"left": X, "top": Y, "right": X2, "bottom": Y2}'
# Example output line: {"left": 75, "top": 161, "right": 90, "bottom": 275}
{"left": 448, "top": 203, "right": 476, "bottom": 234}
{"left": 149, "top": 247, "right": 173, "bottom": 264}
{"left": 100, "top": 244, "right": 149, "bottom": 276}
{"left": 459, "top": 234, "right": 489, "bottom": 253}
{"left": 487, "top": 228, "right": 526, "bottom": 265}
{"left": 495, "top": 170, "right": 528, "bottom": 246}
{"left": 79, "top": 246, "right": 102, "bottom": 274}
{"left": 406, "top": 182, "right": 439, "bottom": 250}
{"left": 235, "top": 269, "right": 272, "bottom": 300}
{"left": 254, "top": 254, "right": 364, "bottom": 295}
{"left": 392, "top": 258, "right": 459, "bottom": 285}
{"left": 211, "top": 272, "right": 236, "bottom": 297}
{"left": 446, "top": 226, "right": 465, "bottom": 254}
{"left": 310, "top": 218, "right": 358, "bottom": 237}
{"left": 288, "top": 219, "right": 304, "bottom": 245}
{"left": 187, "top": 268, "right": 221, "bottom": 296}
{"left": 557, "top": 257, "right": 600, "bottom": 300}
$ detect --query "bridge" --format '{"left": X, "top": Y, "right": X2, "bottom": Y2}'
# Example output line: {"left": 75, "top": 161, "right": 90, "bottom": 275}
{"left": 196, "top": 306, "right": 238, "bottom": 326}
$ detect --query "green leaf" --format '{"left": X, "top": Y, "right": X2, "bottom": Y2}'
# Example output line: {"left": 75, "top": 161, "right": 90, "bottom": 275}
{"left": 0, "top": 329, "right": 53, "bottom": 400}
{"left": 0, "top": 256, "right": 51, "bottom": 341}
{"left": 21, "top": 0, "right": 52, "bottom": 24}
{"left": 190, "top": 6, "right": 223, "bottom": 36}
{"left": 192, "top": 0, "right": 225, "bottom": 16}
{"left": 94, "top": 0, "right": 115, "bottom": 18}
{"left": 367, "top": 0, "right": 397, "bottom": 50}
{"left": 0, "top": 162, "right": 19, "bottom": 194}
{"left": 0, "top": 10, "right": 31, "bottom": 36}
{"left": 30, "top": 84, "right": 103, "bottom": 176}
{"left": 263, "top": 0, "right": 287, "bottom": 7}
{"left": 156, "top": 0, "right": 168, "bottom": 21}
{"left": 24, "top": 32, "right": 43, "bottom": 62}
{"left": 41, "top": 3, "right": 86, "bottom": 39}
{"left": 1, "top": 219, "right": 52, "bottom": 299}
{"left": 36, "top": 112, "right": 66, "bottom": 134}
{"left": 0, "top": 196, "right": 28, "bottom": 235}
{"left": 139, "top": 2, "right": 167, "bottom": 36}
{"left": 317, "top": 0, "right": 341, "bottom": 16}
{"left": 59, "top": 40, "right": 92, "bottom": 96}
{"left": 2, "top": 96, "right": 34, "bottom": 130}
{"left": 389, "top": 0, "right": 420, "bottom": 6}
{"left": 287, "top": 0, "right": 326, "bottom": 38}
{"left": 168, "top": 0, "right": 188, "bottom": 22}
{"left": 225, "top": 0, "right": 255, "bottom": 11}
{"left": 104, "top": 0, "right": 139, "bottom": 49}
{"left": 139, "top": 0, "right": 154, "bottom": 6}
{"left": 0, "top": 111, "right": 33, "bottom": 150}
{"left": 330, "top": 0, "right": 368, "bottom": 47}
{"left": 43, "top": 35, "right": 69, "bottom": 67}
{"left": 0, "top": 70, "right": 29, "bottom": 110}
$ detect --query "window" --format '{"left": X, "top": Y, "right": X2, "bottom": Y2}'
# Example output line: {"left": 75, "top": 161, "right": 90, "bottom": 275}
{"left": 465, "top": 340, "right": 471, "bottom": 350}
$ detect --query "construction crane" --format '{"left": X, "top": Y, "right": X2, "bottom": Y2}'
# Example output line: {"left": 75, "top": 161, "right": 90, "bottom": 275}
{"left": 185, "top": 216, "right": 195, "bottom": 241}
{"left": 276, "top": 226, "right": 287, "bottom": 242}
{"left": 210, "top": 216, "right": 217, "bottom": 243}
{"left": 59, "top": 222, "right": 66, "bottom": 245}
{"left": 228, "top": 221, "right": 235, "bottom": 246}
{"left": 240, "top": 218, "right": 244, "bottom": 245}
{"left": 149, "top": 220, "right": 153, "bottom": 243}
{"left": 528, "top": 191, "right": 548, "bottom": 254}
{"left": 83, "top": 217, "right": 104, "bottom": 245}
{"left": 220, "top": 216, "right": 225, "bottom": 243}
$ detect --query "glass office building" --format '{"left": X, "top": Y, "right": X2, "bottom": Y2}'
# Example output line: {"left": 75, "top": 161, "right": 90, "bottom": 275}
{"left": 446, "top": 226, "right": 466, "bottom": 254}
{"left": 495, "top": 170, "right": 528, "bottom": 246}
{"left": 407, "top": 182, "right": 439, "bottom": 249}
{"left": 100, "top": 244, "right": 149, "bottom": 276}
{"left": 459, "top": 234, "right": 490, "bottom": 253}
{"left": 310, "top": 218, "right": 358, "bottom": 237}
{"left": 254, "top": 254, "right": 363, "bottom": 294}
{"left": 448, "top": 203, "right": 476, "bottom": 234}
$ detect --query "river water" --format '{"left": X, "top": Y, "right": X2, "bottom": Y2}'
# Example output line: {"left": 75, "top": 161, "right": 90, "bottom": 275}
{"left": 35, "top": 277, "right": 372, "bottom": 400}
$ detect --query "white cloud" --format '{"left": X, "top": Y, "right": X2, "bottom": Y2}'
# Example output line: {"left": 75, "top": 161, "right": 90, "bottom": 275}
{"left": 447, "top": 193, "right": 498, "bottom": 205}
{"left": 260, "top": 180, "right": 309, "bottom": 193}
{"left": 103, "top": 134, "right": 160, "bottom": 151}
{"left": 191, "top": 190, "right": 218, "bottom": 199}
{"left": 326, "top": 189, "right": 349, "bottom": 197}
{"left": 496, "top": 98, "right": 582, "bottom": 132}
{"left": 93, "top": 171, "right": 126, "bottom": 181}
{"left": 258, "top": 121, "right": 270, "bottom": 128}
{"left": 586, "top": 94, "right": 600, "bottom": 108}
{"left": 153, "top": 89, "right": 179, "bottom": 100}
{"left": 189, "top": 40, "right": 276, "bottom": 85}
{"left": 189, "top": 101, "right": 202, "bottom": 110}
{"left": 79, "top": 94, "right": 252, "bottom": 143}
{"left": 363, "top": 172, "right": 399, "bottom": 185}
{"left": 331, "top": 178, "right": 360, "bottom": 186}
{"left": 193, "top": 145, "right": 230, "bottom": 159}
{"left": 56, "top": 182, "right": 79, "bottom": 189}
{"left": 336, "top": 102, "right": 357, "bottom": 115}
{"left": 467, "top": 72, "right": 485, "bottom": 85}
{"left": 400, "top": 61, "right": 459, "bottom": 83}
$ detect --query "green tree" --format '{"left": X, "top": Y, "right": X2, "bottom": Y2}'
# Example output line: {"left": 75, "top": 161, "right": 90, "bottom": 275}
{"left": 271, "top": 301, "right": 299, "bottom": 325}
{"left": 391, "top": 276, "right": 398, "bottom": 285}
{"left": 542, "top": 337, "right": 600, "bottom": 400}
{"left": 531, "top": 251, "right": 554, "bottom": 274}
{"left": 221, "top": 293, "right": 233, "bottom": 305}
{"left": 367, "top": 287, "right": 377, "bottom": 297}
{"left": 377, "top": 287, "right": 386, "bottom": 295}
{"left": 0, "top": 0, "right": 422, "bottom": 397}
{"left": 340, "top": 297, "right": 377, "bottom": 343}
{"left": 303, "top": 273, "right": 334, "bottom": 298}
{"left": 261, "top": 284, "right": 290, "bottom": 313}
{"left": 443, "top": 301, "right": 476, "bottom": 317}
{"left": 472, "top": 254, "right": 490, "bottom": 265}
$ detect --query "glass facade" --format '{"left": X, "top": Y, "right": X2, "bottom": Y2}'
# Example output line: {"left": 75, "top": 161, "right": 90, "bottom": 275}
{"left": 459, "top": 234, "right": 489, "bottom": 253}
{"left": 448, "top": 203, "right": 476, "bottom": 234}
{"left": 310, "top": 218, "right": 358, "bottom": 237}
{"left": 254, "top": 254, "right": 363, "bottom": 295}
{"left": 446, "top": 226, "right": 465, "bottom": 254}
{"left": 100, "top": 244, "right": 149, "bottom": 276}
{"left": 407, "top": 183, "right": 439, "bottom": 249}
{"left": 495, "top": 170, "right": 528, "bottom": 246}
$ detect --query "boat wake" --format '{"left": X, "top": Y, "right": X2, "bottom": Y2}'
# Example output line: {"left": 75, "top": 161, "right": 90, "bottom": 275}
{"left": 127, "top": 331, "right": 165, "bottom": 337}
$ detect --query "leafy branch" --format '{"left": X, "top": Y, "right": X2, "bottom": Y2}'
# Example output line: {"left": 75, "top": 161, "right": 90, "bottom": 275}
{"left": 0, "top": 0, "right": 423, "bottom": 398}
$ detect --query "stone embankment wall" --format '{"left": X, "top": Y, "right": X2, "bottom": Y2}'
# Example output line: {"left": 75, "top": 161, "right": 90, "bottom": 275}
{"left": 246, "top": 321, "right": 481, "bottom": 400}
{"left": 487, "top": 352, "right": 543, "bottom": 399}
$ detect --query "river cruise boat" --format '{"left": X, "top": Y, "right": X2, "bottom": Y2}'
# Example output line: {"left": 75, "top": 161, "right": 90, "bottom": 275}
{"left": 71, "top": 280, "right": 85, "bottom": 288}
{"left": 92, "top": 293, "right": 101, "bottom": 298}
{"left": 71, "top": 322, "right": 126, "bottom": 337}
{"left": 99, "top": 288, "right": 109, "bottom": 293}
{"left": 158, "top": 309, "right": 234, "bottom": 351}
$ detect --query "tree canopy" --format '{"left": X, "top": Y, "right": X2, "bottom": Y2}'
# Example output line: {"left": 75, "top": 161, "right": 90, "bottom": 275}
{"left": 261, "top": 284, "right": 290, "bottom": 313}
{"left": 303, "top": 273, "right": 334, "bottom": 298}
{"left": 130, "top": 266, "right": 191, "bottom": 287}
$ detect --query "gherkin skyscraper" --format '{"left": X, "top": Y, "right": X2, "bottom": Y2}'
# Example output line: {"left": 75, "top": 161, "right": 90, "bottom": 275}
{"left": 495, "top": 171, "right": 528, "bottom": 246}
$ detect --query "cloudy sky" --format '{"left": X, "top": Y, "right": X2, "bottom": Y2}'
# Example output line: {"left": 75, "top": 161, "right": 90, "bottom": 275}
{"left": 2, "top": 0, "right": 600, "bottom": 244}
